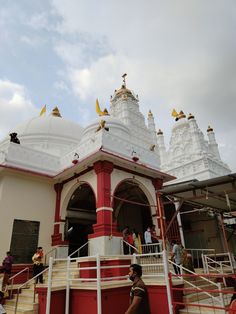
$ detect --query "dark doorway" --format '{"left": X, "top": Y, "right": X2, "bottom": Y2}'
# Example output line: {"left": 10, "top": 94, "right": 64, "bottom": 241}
{"left": 113, "top": 180, "right": 152, "bottom": 242}
{"left": 65, "top": 183, "right": 96, "bottom": 257}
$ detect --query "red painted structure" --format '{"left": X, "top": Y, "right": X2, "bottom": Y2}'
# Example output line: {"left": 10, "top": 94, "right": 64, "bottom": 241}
{"left": 36, "top": 283, "right": 184, "bottom": 314}
{"left": 89, "top": 160, "right": 120, "bottom": 238}
{"left": 11, "top": 264, "right": 33, "bottom": 284}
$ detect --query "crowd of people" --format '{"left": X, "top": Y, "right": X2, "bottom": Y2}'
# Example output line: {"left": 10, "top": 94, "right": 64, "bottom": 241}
{"left": 122, "top": 226, "right": 196, "bottom": 275}
{"left": 122, "top": 225, "right": 161, "bottom": 255}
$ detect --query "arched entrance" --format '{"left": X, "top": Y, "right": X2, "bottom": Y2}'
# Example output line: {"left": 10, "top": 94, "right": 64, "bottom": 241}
{"left": 113, "top": 180, "right": 153, "bottom": 241}
{"left": 65, "top": 183, "right": 96, "bottom": 256}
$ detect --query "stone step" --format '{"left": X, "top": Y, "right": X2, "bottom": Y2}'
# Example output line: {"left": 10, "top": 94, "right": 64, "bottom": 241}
{"left": 179, "top": 298, "right": 231, "bottom": 314}
{"left": 179, "top": 307, "right": 226, "bottom": 314}
{"left": 4, "top": 303, "right": 38, "bottom": 314}
{"left": 183, "top": 283, "right": 218, "bottom": 295}
{"left": 183, "top": 287, "right": 233, "bottom": 303}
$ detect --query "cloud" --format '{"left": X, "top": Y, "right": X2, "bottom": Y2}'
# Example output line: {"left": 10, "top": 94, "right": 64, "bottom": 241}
{"left": 0, "top": 80, "right": 38, "bottom": 137}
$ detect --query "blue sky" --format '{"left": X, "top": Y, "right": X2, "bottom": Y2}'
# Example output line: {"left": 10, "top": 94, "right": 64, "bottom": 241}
{"left": 0, "top": 0, "right": 236, "bottom": 170}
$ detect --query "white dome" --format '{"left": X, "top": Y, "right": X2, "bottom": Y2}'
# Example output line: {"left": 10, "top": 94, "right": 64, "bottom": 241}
{"left": 6, "top": 114, "right": 83, "bottom": 156}
{"left": 82, "top": 115, "right": 131, "bottom": 140}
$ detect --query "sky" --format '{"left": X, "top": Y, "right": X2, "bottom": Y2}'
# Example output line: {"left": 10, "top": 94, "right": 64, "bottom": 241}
{"left": 0, "top": 0, "right": 236, "bottom": 170}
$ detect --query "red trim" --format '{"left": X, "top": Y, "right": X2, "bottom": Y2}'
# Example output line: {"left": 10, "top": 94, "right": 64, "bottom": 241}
{"left": 54, "top": 148, "right": 175, "bottom": 182}
{"left": 152, "top": 179, "right": 166, "bottom": 239}
{"left": 1, "top": 147, "right": 174, "bottom": 184}
{"left": 0, "top": 164, "right": 53, "bottom": 178}
{"left": 100, "top": 149, "right": 174, "bottom": 181}
{"left": 51, "top": 183, "right": 67, "bottom": 246}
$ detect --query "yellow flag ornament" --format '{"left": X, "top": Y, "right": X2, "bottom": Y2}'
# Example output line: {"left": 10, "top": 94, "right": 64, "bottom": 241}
{"left": 171, "top": 109, "right": 178, "bottom": 118}
{"left": 39, "top": 105, "right": 46, "bottom": 116}
{"left": 95, "top": 99, "right": 109, "bottom": 116}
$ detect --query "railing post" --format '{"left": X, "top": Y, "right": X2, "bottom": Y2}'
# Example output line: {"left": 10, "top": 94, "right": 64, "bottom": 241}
{"left": 163, "top": 250, "right": 173, "bottom": 314}
{"left": 229, "top": 252, "right": 234, "bottom": 272}
{"left": 96, "top": 254, "right": 102, "bottom": 314}
{"left": 218, "top": 282, "right": 225, "bottom": 308}
{"left": 14, "top": 289, "right": 20, "bottom": 314}
{"left": 201, "top": 254, "right": 206, "bottom": 274}
{"left": 206, "top": 257, "right": 209, "bottom": 274}
{"left": 132, "top": 253, "right": 137, "bottom": 264}
{"left": 46, "top": 257, "right": 53, "bottom": 314}
{"left": 65, "top": 256, "right": 70, "bottom": 314}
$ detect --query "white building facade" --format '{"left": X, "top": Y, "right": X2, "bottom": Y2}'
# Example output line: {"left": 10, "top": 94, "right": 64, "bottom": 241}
{"left": 0, "top": 80, "right": 231, "bottom": 263}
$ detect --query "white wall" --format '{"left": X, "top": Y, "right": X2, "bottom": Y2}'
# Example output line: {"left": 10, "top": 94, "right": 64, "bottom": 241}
{"left": 0, "top": 172, "right": 55, "bottom": 262}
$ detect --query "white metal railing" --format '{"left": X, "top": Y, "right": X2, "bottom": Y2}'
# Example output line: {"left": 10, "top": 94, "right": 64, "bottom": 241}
{"left": 45, "top": 251, "right": 173, "bottom": 314}
{"left": 14, "top": 267, "right": 48, "bottom": 314}
{"left": 121, "top": 240, "right": 139, "bottom": 254}
{"left": 121, "top": 240, "right": 162, "bottom": 256}
{"left": 141, "top": 242, "right": 163, "bottom": 254}
{"left": 169, "top": 259, "right": 225, "bottom": 308}
{"left": 44, "top": 247, "right": 57, "bottom": 265}
{"left": 185, "top": 248, "right": 215, "bottom": 268}
{"left": 9, "top": 267, "right": 30, "bottom": 299}
{"left": 68, "top": 241, "right": 89, "bottom": 258}
{"left": 202, "top": 252, "right": 234, "bottom": 274}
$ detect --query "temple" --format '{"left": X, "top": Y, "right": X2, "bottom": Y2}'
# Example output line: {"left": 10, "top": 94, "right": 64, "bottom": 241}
{"left": 0, "top": 76, "right": 235, "bottom": 314}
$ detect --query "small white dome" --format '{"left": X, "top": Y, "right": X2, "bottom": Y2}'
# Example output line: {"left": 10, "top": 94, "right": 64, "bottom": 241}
{"left": 172, "top": 118, "right": 189, "bottom": 132}
{"left": 82, "top": 115, "right": 130, "bottom": 140}
{"left": 6, "top": 114, "right": 83, "bottom": 156}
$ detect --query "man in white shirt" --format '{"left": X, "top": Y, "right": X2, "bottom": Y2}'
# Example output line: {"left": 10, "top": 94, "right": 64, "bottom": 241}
{"left": 144, "top": 227, "right": 152, "bottom": 244}
{"left": 171, "top": 240, "right": 182, "bottom": 275}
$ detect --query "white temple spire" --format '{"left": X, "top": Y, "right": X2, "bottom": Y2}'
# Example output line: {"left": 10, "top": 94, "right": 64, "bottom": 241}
{"left": 207, "top": 125, "right": 221, "bottom": 160}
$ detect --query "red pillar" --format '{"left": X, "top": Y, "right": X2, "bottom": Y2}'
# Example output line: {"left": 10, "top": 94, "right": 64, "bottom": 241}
{"left": 89, "top": 161, "right": 120, "bottom": 238}
{"left": 51, "top": 183, "right": 67, "bottom": 245}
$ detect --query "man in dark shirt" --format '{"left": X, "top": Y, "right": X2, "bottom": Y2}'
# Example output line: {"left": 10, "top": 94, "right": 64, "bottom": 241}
{"left": 124, "top": 264, "right": 151, "bottom": 314}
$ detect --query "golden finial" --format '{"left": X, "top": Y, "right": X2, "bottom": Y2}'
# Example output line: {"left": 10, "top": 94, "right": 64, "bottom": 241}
{"left": 207, "top": 125, "right": 213, "bottom": 132}
{"left": 148, "top": 110, "right": 153, "bottom": 118}
{"left": 171, "top": 109, "right": 186, "bottom": 121}
{"left": 122, "top": 73, "right": 127, "bottom": 88}
{"left": 188, "top": 113, "right": 194, "bottom": 120}
{"left": 96, "top": 99, "right": 109, "bottom": 116}
{"left": 51, "top": 106, "right": 62, "bottom": 117}
{"left": 171, "top": 109, "right": 178, "bottom": 118}
{"left": 178, "top": 110, "right": 186, "bottom": 119}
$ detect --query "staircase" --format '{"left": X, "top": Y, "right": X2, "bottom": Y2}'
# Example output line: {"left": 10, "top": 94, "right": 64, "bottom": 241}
{"left": 179, "top": 275, "right": 234, "bottom": 314}
{"left": 3, "top": 261, "right": 80, "bottom": 314}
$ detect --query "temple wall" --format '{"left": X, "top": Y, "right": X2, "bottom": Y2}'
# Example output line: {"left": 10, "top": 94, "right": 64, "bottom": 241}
{"left": 0, "top": 172, "right": 55, "bottom": 261}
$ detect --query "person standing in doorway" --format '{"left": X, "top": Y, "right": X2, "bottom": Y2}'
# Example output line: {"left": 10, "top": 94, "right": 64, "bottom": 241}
{"left": 151, "top": 225, "right": 160, "bottom": 256}
{"left": 123, "top": 226, "right": 130, "bottom": 255}
{"left": 171, "top": 240, "right": 182, "bottom": 275}
{"left": 144, "top": 227, "right": 152, "bottom": 253}
{"left": 124, "top": 264, "right": 151, "bottom": 314}
{"left": 32, "top": 247, "right": 44, "bottom": 284}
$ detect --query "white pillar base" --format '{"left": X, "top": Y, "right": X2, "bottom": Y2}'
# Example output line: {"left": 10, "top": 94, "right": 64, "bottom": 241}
{"left": 55, "top": 245, "right": 69, "bottom": 258}
{"left": 89, "top": 236, "right": 123, "bottom": 256}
